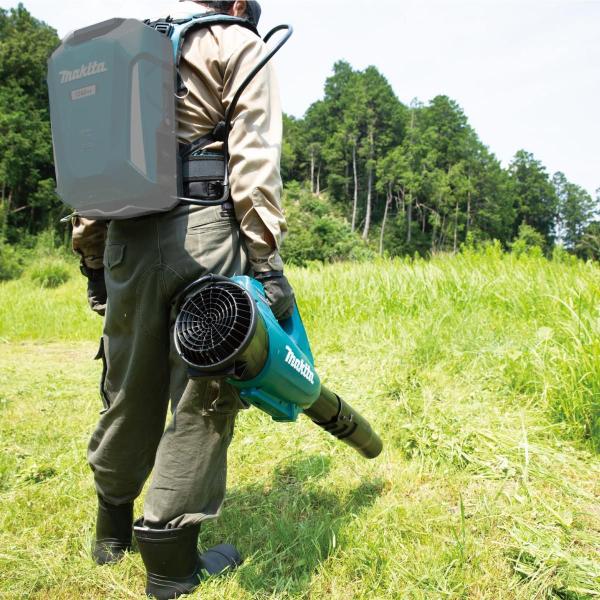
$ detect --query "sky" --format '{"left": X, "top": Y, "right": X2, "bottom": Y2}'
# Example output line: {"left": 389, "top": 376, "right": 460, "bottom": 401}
{"left": 6, "top": 0, "right": 599, "bottom": 196}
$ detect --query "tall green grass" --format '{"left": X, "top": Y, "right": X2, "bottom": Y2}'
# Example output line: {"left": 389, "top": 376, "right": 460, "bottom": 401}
{"left": 0, "top": 261, "right": 100, "bottom": 341}
{"left": 1, "top": 249, "right": 599, "bottom": 451}
{"left": 1, "top": 251, "right": 599, "bottom": 598}
{"left": 292, "top": 250, "right": 600, "bottom": 450}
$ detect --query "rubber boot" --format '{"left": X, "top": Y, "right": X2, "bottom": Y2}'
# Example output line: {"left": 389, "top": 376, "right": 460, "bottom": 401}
{"left": 92, "top": 496, "right": 133, "bottom": 565}
{"left": 133, "top": 518, "right": 243, "bottom": 600}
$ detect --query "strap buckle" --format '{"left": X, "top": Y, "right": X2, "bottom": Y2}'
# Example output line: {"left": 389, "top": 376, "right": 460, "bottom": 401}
{"left": 146, "top": 20, "right": 174, "bottom": 37}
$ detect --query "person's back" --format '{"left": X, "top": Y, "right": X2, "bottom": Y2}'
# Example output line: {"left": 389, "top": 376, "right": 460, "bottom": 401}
{"left": 175, "top": 12, "right": 288, "bottom": 275}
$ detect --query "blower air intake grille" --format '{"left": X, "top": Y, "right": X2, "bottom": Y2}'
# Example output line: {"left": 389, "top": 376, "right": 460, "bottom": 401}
{"left": 175, "top": 279, "right": 256, "bottom": 371}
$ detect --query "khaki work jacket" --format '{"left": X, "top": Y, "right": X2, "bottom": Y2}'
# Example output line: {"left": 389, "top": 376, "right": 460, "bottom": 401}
{"left": 74, "top": 2, "right": 287, "bottom": 272}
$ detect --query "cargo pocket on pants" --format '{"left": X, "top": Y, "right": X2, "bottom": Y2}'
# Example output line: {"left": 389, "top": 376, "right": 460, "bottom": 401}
{"left": 104, "top": 243, "right": 125, "bottom": 270}
{"left": 94, "top": 337, "right": 110, "bottom": 414}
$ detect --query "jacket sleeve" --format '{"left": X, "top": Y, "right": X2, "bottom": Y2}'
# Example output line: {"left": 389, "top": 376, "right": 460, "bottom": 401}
{"left": 221, "top": 32, "right": 287, "bottom": 272}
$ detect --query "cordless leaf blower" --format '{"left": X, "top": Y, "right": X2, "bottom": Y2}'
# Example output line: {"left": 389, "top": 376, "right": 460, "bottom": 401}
{"left": 174, "top": 275, "right": 383, "bottom": 459}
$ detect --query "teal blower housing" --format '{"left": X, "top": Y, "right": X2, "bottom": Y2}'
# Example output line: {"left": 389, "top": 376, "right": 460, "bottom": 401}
{"left": 174, "top": 276, "right": 383, "bottom": 459}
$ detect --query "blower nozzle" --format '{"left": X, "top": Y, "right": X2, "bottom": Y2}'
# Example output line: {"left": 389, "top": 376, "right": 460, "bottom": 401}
{"left": 174, "top": 275, "right": 383, "bottom": 460}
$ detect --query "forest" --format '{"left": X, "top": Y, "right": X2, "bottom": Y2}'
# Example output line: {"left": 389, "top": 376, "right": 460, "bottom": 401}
{"left": 1, "top": 5, "right": 599, "bottom": 270}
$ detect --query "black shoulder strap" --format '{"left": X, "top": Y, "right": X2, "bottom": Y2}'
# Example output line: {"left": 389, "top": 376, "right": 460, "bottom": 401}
{"left": 180, "top": 23, "right": 293, "bottom": 159}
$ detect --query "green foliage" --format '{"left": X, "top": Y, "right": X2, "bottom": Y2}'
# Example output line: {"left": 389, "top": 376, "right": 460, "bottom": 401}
{"left": 283, "top": 63, "right": 596, "bottom": 259}
{"left": 281, "top": 114, "right": 305, "bottom": 183}
{"left": 0, "top": 260, "right": 98, "bottom": 340}
{"left": 28, "top": 257, "right": 71, "bottom": 288}
{"left": 508, "top": 150, "right": 558, "bottom": 248}
{"left": 0, "top": 5, "right": 62, "bottom": 241}
{"left": 551, "top": 244, "right": 579, "bottom": 265}
{"left": 511, "top": 223, "right": 546, "bottom": 257}
{"left": 0, "top": 240, "right": 23, "bottom": 280}
{"left": 553, "top": 171, "right": 597, "bottom": 251}
{"left": 31, "top": 227, "right": 70, "bottom": 257}
{"left": 281, "top": 183, "right": 374, "bottom": 266}
{"left": 576, "top": 219, "right": 600, "bottom": 260}
{"left": 0, "top": 226, "right": 71, "bottom": 283}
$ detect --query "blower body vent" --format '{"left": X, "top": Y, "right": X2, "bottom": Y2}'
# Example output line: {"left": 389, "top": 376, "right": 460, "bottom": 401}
{"left": 174, "top": 277, "right": 257, "bottom": 372}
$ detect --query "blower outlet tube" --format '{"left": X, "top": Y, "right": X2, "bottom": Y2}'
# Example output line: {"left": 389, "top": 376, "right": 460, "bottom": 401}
{"left": 305, "top": 386, "right": 383, "bottom": 460}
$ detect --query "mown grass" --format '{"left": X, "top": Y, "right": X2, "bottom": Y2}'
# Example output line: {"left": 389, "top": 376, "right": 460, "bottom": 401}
{"left": 1, "top": 251, "right": 599, "bottom": 598}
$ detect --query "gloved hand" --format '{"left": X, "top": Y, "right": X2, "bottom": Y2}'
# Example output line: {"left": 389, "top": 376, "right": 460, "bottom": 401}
{"left": 81, "top": 264, "right": 107, "bottom": 317}
{"left": 256, "top": 272, "right": 295, "bottom": 321}
{"left": 72, "top": 216, "right": 108, "bottom": 316}
{"left": 71, "top": 216, "right": 107, "bottom": 270}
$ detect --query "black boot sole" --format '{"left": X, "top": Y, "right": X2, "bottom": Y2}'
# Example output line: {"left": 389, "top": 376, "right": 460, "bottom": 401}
{"left": 144, "top": 545, "right": 243, "bottom": 598}
{"left": 199, "top": 543, "right": 243, "bottom": 575}
{"left": 92, "top": 538, "right": 132, "bottom": 565}
{"left": 146, "top": 571, "right": 202, "bottom": 600}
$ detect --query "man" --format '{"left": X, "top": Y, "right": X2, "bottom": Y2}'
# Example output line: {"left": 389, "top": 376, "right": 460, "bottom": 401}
{"left": 73, "top": 1, "right": 294, "bottom": 598}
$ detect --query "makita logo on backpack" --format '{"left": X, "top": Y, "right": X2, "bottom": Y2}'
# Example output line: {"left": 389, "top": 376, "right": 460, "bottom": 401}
{"left": 59, "top": 61, "right": 108, "bottom": 84}
{"left": 284, "top": 345, "right": 315, "bottom": 384}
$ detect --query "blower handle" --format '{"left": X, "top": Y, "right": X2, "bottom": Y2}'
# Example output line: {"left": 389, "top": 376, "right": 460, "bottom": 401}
{"left": 278, "top": 303, "right": 315, "bottom": 365}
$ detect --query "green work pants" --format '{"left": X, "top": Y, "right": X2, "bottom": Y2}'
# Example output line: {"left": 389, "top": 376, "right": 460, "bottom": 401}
{"left": 87, "top": 204, "right": 248, "bottom": 528}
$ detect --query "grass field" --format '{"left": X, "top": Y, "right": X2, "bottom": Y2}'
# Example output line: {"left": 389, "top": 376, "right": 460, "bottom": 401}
{"left": 1, "top": 251, "right": 599, "bottom": 599}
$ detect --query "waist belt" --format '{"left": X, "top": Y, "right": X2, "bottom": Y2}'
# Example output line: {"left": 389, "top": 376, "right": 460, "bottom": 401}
{"left": 181, "top": 151, "right": 229, "bottom": 203}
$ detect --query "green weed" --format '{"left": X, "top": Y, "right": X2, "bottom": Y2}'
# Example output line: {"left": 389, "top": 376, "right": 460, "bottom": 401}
{"left": 28, "top": 258, "right": 72, "bottom": 288}
{"left": 0, "top": 241, "right": 24, "bottom": 281}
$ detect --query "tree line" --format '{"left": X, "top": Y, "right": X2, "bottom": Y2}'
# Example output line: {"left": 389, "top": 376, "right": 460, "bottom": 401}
{"left": 1, "top": 5, "right": 599, "bottom": 261}
{"left": 0, "top": 5, "right": 62, "bottom": 242}
{"left": 282, "top": 61, "right": 599, "bottom": 258}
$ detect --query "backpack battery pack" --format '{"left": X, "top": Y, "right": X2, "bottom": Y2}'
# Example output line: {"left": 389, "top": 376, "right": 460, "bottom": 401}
{"left": 48, "top": 18, "right": 178, "bottom": 219}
